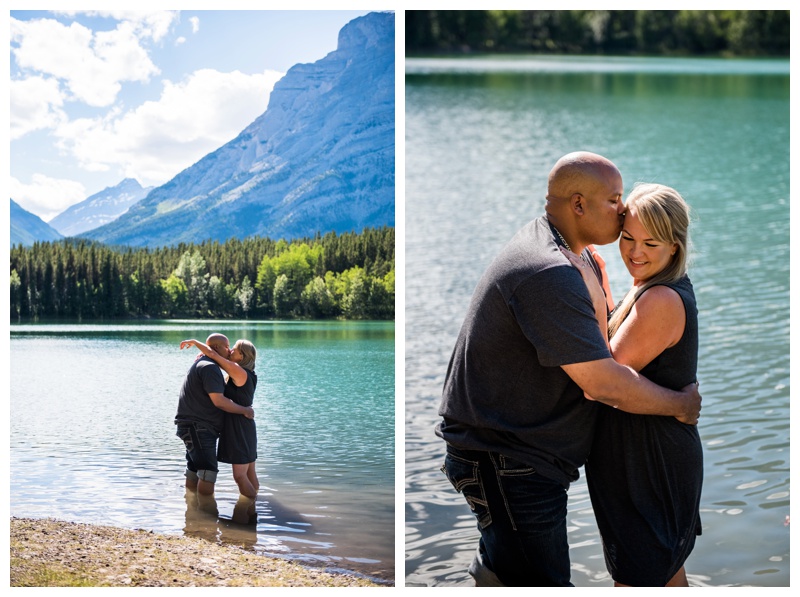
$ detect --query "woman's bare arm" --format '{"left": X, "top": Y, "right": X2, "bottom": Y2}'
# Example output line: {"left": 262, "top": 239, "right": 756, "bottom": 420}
{"left": 587, "top": 244, "right": 615, "bottom": 313}
{"left": 609, "top": 285, "right": 685, "bottom": 372}
{"left": 180, "top": 339, "right": 248, "bottom": 386}
{"left": 557, "top": 254, "right": 697, "bottom": 421}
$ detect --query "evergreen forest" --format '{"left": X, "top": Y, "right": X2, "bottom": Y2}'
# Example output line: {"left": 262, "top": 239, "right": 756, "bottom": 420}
{"left": 407, "top": 10, "right": 790, "bottom": 57}
{"left": 10, "top": 227, "right": 395, "bottom": 322}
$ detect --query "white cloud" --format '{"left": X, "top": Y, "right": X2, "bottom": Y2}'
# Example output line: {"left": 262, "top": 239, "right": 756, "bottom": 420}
{"left": 57, "top": 10, "right": 179, "bottom": 43}
{"left": 190, "top": 16, "right": 200, "bottom": 34}
{"left": 175, "top": 36, "right": 187, "bottom": 46}
{"left": 11, "top": 175, "right": 87, "bottom": 222}
{"left": 53, "top": 69, "right": 284, "bottom": 186}
{"left": 10, "top": 76, "right": 66, "bottom": 139}
{"left": 11, "top": 15, "right": 160, "bottom": 108}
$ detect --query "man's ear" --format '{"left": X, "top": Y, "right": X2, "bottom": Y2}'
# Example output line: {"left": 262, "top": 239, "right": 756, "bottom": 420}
{"left": 571, "top": 193, "right": 585, "bottom": 215}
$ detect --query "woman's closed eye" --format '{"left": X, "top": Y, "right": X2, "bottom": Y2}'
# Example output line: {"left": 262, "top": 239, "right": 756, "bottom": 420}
{"left": 622, "top": 234, "right": 659, "bottom": 248}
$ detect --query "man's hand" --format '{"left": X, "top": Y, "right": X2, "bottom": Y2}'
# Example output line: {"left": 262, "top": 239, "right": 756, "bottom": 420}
{"left": 243, "top": 407, "right": 255, "bottom": 419}
{"left": 675, "top": 381, "right": 701, "bottom": 425}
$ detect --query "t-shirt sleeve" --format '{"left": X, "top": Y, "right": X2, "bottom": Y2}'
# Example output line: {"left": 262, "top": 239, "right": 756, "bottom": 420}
{"left": 509, "top": 264, "right": 611, "bottom": 367}
{"left": 198, "top": 361, "right": 226, "bottom": 395}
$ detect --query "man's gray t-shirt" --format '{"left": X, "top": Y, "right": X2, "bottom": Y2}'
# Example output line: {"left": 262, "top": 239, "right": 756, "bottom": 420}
{"left": 174, "top": 356, "right": 227, "bottom": 433}
{"left": 436, "top": 215, "right": 611, "bottom": 487}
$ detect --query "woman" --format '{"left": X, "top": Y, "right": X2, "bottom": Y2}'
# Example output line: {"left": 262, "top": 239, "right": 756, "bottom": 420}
{"left": 565, "top": 183, "right": 702, "bottom": 587}
{"left": 181, "top": 338, "right": 260, "bottom": 500}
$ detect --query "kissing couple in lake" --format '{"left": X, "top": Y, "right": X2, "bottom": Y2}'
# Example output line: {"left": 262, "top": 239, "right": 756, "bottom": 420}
{"left": 174, "top": 333, "right": 260, "bottom": 519}
{"left": 437, "top": 152, "right": 703, "bottom": 586}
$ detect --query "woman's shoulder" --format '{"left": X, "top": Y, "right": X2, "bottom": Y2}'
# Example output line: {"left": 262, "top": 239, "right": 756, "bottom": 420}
{"left": 635, "top": 284, "right": 685, "bottom": 318}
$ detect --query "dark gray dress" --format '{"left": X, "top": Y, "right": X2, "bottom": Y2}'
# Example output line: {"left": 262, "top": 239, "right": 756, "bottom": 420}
{"left": 217, "top": 369, "right": 258, "bottom": 464}
{"left": 585, "top": 276, "right": 703, "bottom": 586}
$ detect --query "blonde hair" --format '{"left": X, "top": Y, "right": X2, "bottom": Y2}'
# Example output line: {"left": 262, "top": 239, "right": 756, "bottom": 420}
{"left": 608, "top": 183, "right": 690, "bottom": 339}
{"left": 234, "top": 339, "right": 257, "bottom": 371}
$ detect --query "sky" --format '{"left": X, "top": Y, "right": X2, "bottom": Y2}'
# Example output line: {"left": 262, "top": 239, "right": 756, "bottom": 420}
{"left": 8, "top": 9, "right": 373, "bottom": 222}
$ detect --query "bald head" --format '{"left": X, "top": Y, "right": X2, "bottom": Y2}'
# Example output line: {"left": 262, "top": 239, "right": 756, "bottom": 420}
{"left": 206, "top": 333, "right": 230, "bottom": 358}
{"left": 547, "top": 151, "right": 621, "bottom": 202}
{"left": 544, "top": 151, "right": 625, "bottom": 253}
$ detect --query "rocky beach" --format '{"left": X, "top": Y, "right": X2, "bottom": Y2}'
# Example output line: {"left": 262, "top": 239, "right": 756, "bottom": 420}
{"left": 10, "top": 517, "right": 386, "bottom": 587}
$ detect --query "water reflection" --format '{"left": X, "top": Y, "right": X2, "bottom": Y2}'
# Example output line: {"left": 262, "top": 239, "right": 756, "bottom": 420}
{"left": 183, "top": 491, "right": 259, "bottom": 549}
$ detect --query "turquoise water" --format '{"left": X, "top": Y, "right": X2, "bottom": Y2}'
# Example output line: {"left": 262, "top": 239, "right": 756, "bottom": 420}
{"left": 10, "top": 320, "right": 395, "bottom": 582}
{"left": 405, "top": 56, "right": 789, "bottom": 587}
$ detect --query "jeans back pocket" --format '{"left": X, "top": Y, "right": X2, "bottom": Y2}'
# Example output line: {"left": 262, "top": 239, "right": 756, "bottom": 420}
{"left": 441, "top": 452, "right": 492, "bottom": 529}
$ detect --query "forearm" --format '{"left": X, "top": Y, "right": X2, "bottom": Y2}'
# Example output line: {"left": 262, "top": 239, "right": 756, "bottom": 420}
{"left": 567, "top": 358, "right": 690, "bottom": 418}
{"left": 196, "top": 342, "right": 221, "bottom": 363}
{"left": 591, "top": 363, "right": 689, "bottom": 418}
{"left": 209, "top": 393, "right": 249, "bottom": 415}
{"left": 189, "top": 339, "right": 245, "bottom": 382}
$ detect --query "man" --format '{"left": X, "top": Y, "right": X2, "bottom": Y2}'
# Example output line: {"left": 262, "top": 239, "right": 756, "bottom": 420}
{"left": 436, "top": 151, "right": 701, "bottom": 587}
{"left": 175, "top": 333, "right": 254, "bottom": 496}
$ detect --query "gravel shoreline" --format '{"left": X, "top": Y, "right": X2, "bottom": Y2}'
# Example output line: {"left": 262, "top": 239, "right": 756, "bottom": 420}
{"left": 10, "top": 517, "right": 388, "bottom": 587}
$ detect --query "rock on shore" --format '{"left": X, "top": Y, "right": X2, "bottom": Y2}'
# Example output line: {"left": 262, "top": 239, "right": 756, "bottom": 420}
{"left": 10, "top": 517, "right": 385, "bottom": 587}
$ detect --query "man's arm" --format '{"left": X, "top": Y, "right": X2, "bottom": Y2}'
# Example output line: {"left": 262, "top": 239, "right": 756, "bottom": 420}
{"left": 561, "top": 358, "right": 701, "bottom": 424}
{"left": 208, "top": 392, "right": 254, "bottom": 419}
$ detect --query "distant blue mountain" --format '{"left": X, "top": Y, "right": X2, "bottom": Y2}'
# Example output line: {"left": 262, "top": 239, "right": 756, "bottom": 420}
{"left": 48, "top": 178, "right": 152, "bottom": 237}
{"left": 85, "top": 11, "right": 395, "bottom": 248}
{"left": 10, "top": 199, "right": 63, "bottom": 247}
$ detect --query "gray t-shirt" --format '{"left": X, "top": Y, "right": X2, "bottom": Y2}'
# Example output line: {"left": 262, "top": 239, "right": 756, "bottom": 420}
{"left": 436, "top": 215, "right": 611, "bottom": 487}
{"left": 174, "top": 356, "right": 227, "bottom": 433}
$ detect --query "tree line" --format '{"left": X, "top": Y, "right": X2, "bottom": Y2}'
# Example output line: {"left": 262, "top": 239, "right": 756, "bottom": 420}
{"left": 10, "top": 227, "right": 395, "bottom": 321}
{"left": 407, "top": 10, "right": 790, "bottom": 57}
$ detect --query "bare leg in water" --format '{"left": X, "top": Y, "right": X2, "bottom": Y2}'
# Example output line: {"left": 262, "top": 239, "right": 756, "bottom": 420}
{"left": 232, "top": 462, "right": 259, "bottom": 498}
{"left": 185, "top": 474, "right": 215, "bottom": 496}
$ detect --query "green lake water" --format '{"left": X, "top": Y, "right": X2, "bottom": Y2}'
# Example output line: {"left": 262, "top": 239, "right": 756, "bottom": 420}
{"left": 10, "top": 319, "right": 395, "bottom": 582}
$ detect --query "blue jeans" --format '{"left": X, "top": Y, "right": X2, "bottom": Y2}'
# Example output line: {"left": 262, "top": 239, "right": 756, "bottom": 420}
{"left": 176, "top": 423, "right": 219, "bottom": 483}
{"left": 441, "top": 445, "right": 572, "bottom": 587}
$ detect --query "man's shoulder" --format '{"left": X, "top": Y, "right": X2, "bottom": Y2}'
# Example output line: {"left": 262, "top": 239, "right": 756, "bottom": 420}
{"left": 194, "top": 356, "right": 222, "bottom": 375}
{"left": 476, "top": 221, "right": 573, "bottom": 300}
{"left": 492, "top": 238, "right": 575, "bottom": 285}
{"left": 499, "top": 217, "right": 564, "bottom": 262}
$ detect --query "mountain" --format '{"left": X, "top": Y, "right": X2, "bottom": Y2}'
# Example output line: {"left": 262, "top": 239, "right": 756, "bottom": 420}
{"left": 48, "top": 178, "right": 152, "bottom": 237}
{"left": 10, "top": 199, "right": 63, "bottom": 247}
{"left": 85, "top": 11, "right": 395, "bottom": 248}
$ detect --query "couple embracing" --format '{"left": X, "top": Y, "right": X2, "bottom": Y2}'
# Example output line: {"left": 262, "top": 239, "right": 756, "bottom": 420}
{"left": 174, "top": 333, "right": 260, "bottom": 505}
{"left": 438, "top": 151, "right": 703, "bottom": 587}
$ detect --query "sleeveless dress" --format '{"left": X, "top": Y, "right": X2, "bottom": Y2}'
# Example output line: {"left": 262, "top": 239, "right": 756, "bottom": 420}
{"left": 585, "top": 276, "right": 703, "bottom": 586}
{"left": 217, "top": 369, "right": 258, "bottom": 464}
